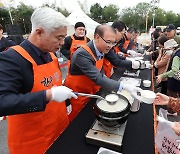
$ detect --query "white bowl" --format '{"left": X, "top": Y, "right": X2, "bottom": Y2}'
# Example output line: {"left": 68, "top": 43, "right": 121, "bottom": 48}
{"left": 143, "top": 80, "right": 151, "bottom": 87}
{"left": 144, "top": 61, "right": 150, "bottom": 64}
{"left": 146, "top": 63, "right": 152, "bottom": 69}
{"left": 141, "top": 90, "right": 156, "bottom": 104}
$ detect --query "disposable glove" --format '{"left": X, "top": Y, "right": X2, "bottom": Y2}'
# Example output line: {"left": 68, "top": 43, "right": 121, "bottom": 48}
{"left": 121, "top": 83, "right": 142, "bottom": 100}
{"left": 117, "top": 52, "right": 124, "bottom": 57}
{"left": 127, "top": 50, "right": 137, "bottom": 57}
{"left": 131, "top": 60, "right": 140, "bottom": 69}
{"left": 51, "top": 86, "right": 77, "bottom": 102}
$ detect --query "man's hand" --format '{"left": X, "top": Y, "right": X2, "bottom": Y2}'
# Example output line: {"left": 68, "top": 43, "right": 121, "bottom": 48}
{"left": 127, "top": 50, "right": 137, "bottom": 57}
{"left": 46, "top": 86, "right": 77, "bottom": 102}
{"left": 121, "top": 83, "right": 142, "bottom": 100}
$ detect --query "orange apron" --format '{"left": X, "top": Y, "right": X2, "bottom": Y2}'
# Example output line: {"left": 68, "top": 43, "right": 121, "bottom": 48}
{"left": 64, "top": 45, "right": 103, "bottom": 121}
{"left": 123, "top": 39, "right": 130, "bottom": 50}
{"left": 103, "top": 46, "right": 120, "bottom": 78}
{"left": 8, "top": 46, "right": 69, "bottom": 154}
{"left": 70, "top": 35, "right": 87, "bottom": 59}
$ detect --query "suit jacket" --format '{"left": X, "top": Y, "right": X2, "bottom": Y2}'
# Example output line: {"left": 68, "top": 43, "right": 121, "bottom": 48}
{"left": 69, "top": 40, "right": 132, "bottom": 92}
{"left": 0, "top": 37, "right": 16, "bottom": 52}
{"left": 0, "top": 39, "right": 48, "bottom": 116}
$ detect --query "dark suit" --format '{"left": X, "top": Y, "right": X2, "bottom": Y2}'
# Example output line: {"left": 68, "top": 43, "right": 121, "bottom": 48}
{"left": 69, "top": 41, "right": 132, "bottom": 92}
{"left": 0, "top": 39, "right": 48, "bottom": 116}
{"left": 0, "top": 37, "right": 16, "bottom": 52}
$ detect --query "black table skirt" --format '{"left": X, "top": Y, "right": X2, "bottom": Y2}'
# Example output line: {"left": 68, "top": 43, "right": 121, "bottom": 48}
{"left": 46, "top": 56, "right": 155, "bottom": 154}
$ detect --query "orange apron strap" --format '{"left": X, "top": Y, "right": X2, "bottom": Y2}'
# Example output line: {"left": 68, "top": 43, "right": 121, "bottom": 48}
{"left": 84, "top": 36, "right": 87, "bottom": 42}
{"left": 11, "top": 46, "right": 37, "bottom": 66}
{"left": 81, "top": 45, "right": 97, "bottom": 62}
{"left": 114, "top": 46, "right": 120, "bottom": 54}
{"left": 70, "top": 35, "right": 75, "bottom": 40}
{"left": 49, "top": 52, "right": 57, "bottom": 60}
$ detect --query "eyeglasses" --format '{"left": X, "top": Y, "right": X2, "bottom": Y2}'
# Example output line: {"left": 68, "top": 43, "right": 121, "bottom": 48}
{"left": 99, "top": 35, "right": 116, "bottom": 47}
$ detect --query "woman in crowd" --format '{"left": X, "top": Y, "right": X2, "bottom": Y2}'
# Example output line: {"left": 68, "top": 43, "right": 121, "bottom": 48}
{"left": 146, "top": 31, "right": 160, "bottom": 76}
{"left": 154, "top": 93, "right": 180, "bottom": 135}
{"left": 156, "top": 39, "right": 180, "bottom": 97}
{"left": 154, "top": 35, "right": 170, "bottom": 94}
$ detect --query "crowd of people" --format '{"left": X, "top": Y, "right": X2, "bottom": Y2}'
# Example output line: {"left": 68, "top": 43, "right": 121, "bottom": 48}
{"left": 145, "top": 24, "right": 180, "bottom": 136}
{"left": 0, "top": 7, "right": 179, "bottom": 153}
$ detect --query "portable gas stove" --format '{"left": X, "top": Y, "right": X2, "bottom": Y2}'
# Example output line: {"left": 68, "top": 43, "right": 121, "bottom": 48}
{"left": 85, "top": 120, "right": 126, "bottom": 152}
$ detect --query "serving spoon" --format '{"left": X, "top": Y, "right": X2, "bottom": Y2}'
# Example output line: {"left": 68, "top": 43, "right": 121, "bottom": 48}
{"left": 73, "top": 92, "right": 119, "bottom": 104}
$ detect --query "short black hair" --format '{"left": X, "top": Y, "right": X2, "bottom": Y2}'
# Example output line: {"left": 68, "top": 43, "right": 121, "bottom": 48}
{"left": 127, "top": 27, "right": 136, "bottom": 33}
{"left": 94, "top": 25, "right": 104, "bottom": 38}
{"left": 158, "top": 34, "right": 168, "bottom": 46}
{"left": 155, "top": 27, "right": 162, "bottom": 32}
{"left": 112, "top": 20, "right": 126, "bottom": 32}
{"left": 0, "top": 24, "right": 3, "bottom": 30}
{"left": 74, "top": 22, "right": 85, "bottom": 29}
{"left": 94, "top": 24, "right": 115, "bottom": 38}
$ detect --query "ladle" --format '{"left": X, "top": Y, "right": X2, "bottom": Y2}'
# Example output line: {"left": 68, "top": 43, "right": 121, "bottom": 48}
{"left": 73, "top": 92, "right": 119, "bottom": 104}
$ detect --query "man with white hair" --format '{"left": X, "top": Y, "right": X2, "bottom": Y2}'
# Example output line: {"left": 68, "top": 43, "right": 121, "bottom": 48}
{"left": 0, "top": 7, "right": 77, "bottom": 153}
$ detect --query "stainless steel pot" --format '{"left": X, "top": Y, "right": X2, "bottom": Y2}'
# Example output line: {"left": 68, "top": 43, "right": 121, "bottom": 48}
{"left": 93, "top": 93, "right": 131, "bottom": 128}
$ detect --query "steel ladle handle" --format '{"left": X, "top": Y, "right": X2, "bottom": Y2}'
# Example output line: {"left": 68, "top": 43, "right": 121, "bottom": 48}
{"left": 73, "top": 92, "right": 105, "bottom": 100}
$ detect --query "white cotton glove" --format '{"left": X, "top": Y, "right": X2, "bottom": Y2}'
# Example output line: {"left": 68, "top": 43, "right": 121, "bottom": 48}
{"left": 131, "top": 60, "right": 140, "bottom": 69}
{"left": 127, "top": 50, "right": 137, "bottom": 57}
{"left": 121, "top": 83, "right": 142, "bottom": 100}
{"left": 118, "top": 52, "right": 124, "bottom": 57}
{"left": 51, "top": 86, "right": 77, "bottom": 102}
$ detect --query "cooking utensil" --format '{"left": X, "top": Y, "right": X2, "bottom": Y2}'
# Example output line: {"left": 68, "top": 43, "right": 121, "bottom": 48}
{"left": 93, "top": 93, "right": 131, "bottom": 127}
{"left": 73, "top": 92, "right": 105, "bottom": 100}
{"left": 73, "top": 92, "right": 119, "bottom": 104}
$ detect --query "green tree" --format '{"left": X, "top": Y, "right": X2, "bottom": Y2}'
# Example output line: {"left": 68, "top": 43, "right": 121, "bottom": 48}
{"left": 120, "top": 2, "right": 180, "bottom": 32}
{"left": 121, "top": 3, "right": 151, "bottom": 31}
{"left": 174, "top": 14, "right": 180, "bottom": 27}
{"left": 102, "top": 4, "right": 119, "bottom": 23}
{"left": 57, "top": 7, "right": 70, "bottom": 17}
{"left": 11, "top": 3, "right": 34, "bottom": 34}
{"left": 0, "top": 8, "right": 10, "bottom": 27}
{"left": 164, "top": 11, "right": 178, "bottom": 26}
{"left": 90, "top": 3, "right": 103, "bottom": 23}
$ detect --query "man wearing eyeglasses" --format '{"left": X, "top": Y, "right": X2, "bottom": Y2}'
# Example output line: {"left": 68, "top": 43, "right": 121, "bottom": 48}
{"left": 118, "top": 27, "right": 140, "bottom": 57}
{"left": 64, "top": 24, "right": 142, "bottom": 121}
{"left": 103, "top": 20, "right": 140, "bottom": 77}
